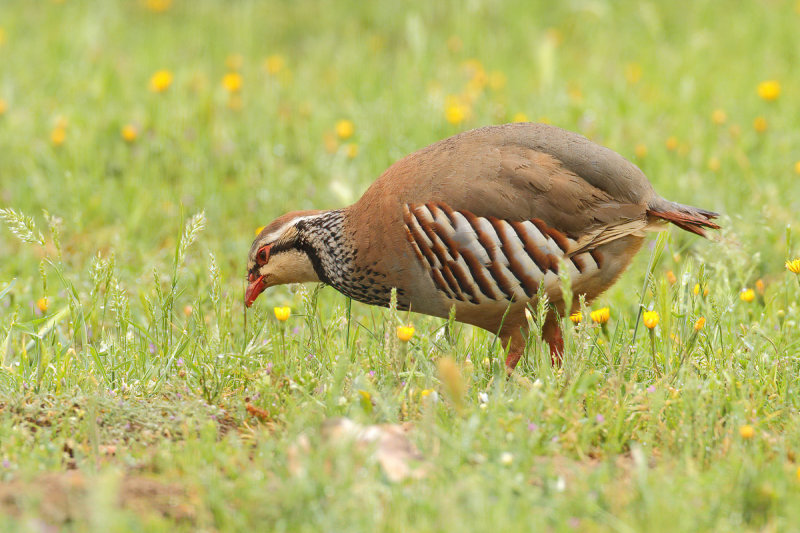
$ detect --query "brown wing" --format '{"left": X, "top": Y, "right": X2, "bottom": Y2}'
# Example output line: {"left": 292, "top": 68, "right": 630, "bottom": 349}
{"left": 344, "top": 123, "right": 655, "bottom": 304}
{"left": 352, "top": 123, "right": 651, "bottom": 243}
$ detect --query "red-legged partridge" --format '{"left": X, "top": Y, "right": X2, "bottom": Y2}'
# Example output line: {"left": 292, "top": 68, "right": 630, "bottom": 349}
{"left": 246, "top": 123, "right": 718, "bottom": 370}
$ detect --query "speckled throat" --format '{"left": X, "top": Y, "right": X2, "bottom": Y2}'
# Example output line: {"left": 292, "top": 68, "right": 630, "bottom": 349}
{"left": 295, "top": 210, "right": 402, "bottom": 307}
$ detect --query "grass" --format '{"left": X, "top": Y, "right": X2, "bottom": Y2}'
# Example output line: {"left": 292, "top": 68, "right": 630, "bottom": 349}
{"left": 2, "top": 0, "right": 800, "bottom": 530}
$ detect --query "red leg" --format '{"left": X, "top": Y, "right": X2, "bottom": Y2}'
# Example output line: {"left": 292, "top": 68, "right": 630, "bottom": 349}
{"left": 503, "top": 325, "right": 527, "bottom": 373}
{"left": 542, "top": 311, "right": 564, "bottom": 367}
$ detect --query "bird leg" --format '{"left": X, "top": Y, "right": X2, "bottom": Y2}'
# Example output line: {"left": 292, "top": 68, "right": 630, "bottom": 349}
{"left": 502, "top": 310, "right": 564, "bottom": 372}
{"left": 502, "top": 324, "right": 527, "bottom": 372}
{"left": 542, "top": 311, "right": 564, "bottom": 367}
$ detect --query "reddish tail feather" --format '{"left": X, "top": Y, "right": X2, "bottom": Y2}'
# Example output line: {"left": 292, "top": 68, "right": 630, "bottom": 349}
{"left": 647, "top": 206, "right": 720, "bottom": 237}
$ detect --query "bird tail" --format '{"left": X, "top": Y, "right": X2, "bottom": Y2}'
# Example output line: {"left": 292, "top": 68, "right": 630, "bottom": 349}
{"left": 646, "top": 198, "right": 720, "bottom": 238}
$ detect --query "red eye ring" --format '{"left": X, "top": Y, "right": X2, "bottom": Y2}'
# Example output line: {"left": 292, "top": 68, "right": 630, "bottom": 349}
{"left": 256, "top": 245, "right": 271, "bottom": 266}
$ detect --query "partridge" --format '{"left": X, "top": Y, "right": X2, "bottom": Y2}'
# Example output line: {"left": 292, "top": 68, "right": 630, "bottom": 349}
{"left": 245, "top": 123, "right": 718, "bottom": 370}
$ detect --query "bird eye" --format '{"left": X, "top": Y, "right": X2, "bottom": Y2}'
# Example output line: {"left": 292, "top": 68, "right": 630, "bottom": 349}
{"left": 256, "top": 245, "right": 270, "bottom": 265}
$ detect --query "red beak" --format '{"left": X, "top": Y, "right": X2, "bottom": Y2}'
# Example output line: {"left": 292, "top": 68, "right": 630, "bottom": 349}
{"left": 245, "top": 275, "right": 266, "bottom": 307}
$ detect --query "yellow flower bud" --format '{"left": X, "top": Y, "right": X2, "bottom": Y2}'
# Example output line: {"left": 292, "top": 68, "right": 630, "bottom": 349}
{"left": 36, "top": 297, "right": 49, "bottom": 313}
{"left": 264, "top": 54, "right": 285, "bottom": 75}
{"left": 273, "top": 306, "right": 291, "bottom": 321}
{"left": 757, "top": 80, "right": 781, "bottom": 101}
{"left": 643, "top": 310, "right": 659, "bottom": 329}
{"left": 590, "top": 307, "right": 610, "bottom": 324}
{"left": 739, "top": 424, "right": 755, "bottom": 439}
{"left": 694, "top": 317, "right": 705, "bottom": 331}
{"left": 222, "top": 72, "right": 242, "bottom": 93}
{"left": 396, "top": 325, "right": 414, "bottom": 342}
{"left": 121, "top": 124, "right": 138, "bottom": 143}
{"left": 149, "top": 69, "right": 173, "bottom": 92}
{"left": 335, "top": 119, "right": 354, "bottom": 140}
{"left": 740, "top": 288, "right": 755, "bottom": 303}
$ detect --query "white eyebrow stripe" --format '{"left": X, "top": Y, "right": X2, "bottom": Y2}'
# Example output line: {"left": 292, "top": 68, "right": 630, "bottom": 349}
{"left": 262, "top": 214, "right": 326, "bottom": 244}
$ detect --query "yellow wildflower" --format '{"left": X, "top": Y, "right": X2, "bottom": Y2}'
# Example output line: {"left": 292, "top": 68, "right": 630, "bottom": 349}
{"left": 0, "top": 99, "right": 6, "bottom": 116}
{"left": 757, "top": 80, "right": 781, "bottom": 101}
{"left": 643, "top": 310, "right": 659, "bottom": 329}
{"left": 512, "top": 112, "right": 528, "bottom": 123}
{"left": 51, "top": 127, "right": 66, "bottom": 147}
{"left": 569, "top": 311, "right": 582, "bottom": 324}
{"left": 121, "top": 124, "right": 138, "bottom": 143}
{"left": 693, "top": 283, "right": 701, "bottom": 296}
{"left": 786, "top": 258, "right": 800, "bottom": 274}
{"left": 796, "top": 465, "right": 800, "bottom": 482}
{"left": 397, "top": 325, "right": 415, "bottom": 342}
{"left": 739, "top": 424, "right": 755, "bottom": 439}
{"left": 264, "top": 54, "right": 285, "bottom": 75}
{"left": 666, "top": 270, "right": 677, "bottom": 285}
{"left": 635, "top": 144, "right": 647, "bottom": 158}
{"left": 335, "top": 119, "right": 354, "bottom": 140}
{"left": 420, "top": 389, "right": 433, "bottom": 399}
{"left": 795, "top": 161, "right": 800, "bottom": 175}
{"left": 149, "top": 69, "right": 173, "bottom": 92}
{"left": 144, "top": 0, "right": 172, "bottom": 12}
{"left": 665, "top": 136, "right": 678, "bottom": 151}
{"left": 740, "top": 288, "right": 755, "bottom": 303}
{"left": 274, "top": 306, "right": 291, "bottom": 322}
{"left": 624, "top": 62, "right": 642, "bottom": 84}
{"left": 755, "top": 279, "right": 765, "bottom": 294}
{"left": 590, "top": 307, "right": 610, "bottom": 324}
{"left": 711, "top": 109, "right": 727, "bottom": 125}
{"left": 255, "top": 226, "right": 264, "bottom": 236}
{"left": 753, "top": 116, "right": 768, "bottom": 133}
{"left": 36, "top": 297, "right": 49, "bottom": 313}
{"left": 694, "top": 317, "right": 705, "bottom": 331}
{"left": 567, "top": 86, "right": 583, "bottom": 103}
{"left": 222, "top": 72, "right": 242, "bottom": 93}
{"left": 444, "top": 96, "right": 468, "bottom": 125}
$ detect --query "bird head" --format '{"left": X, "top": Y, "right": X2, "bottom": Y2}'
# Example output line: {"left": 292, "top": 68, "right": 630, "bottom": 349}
{"left": 245, "top": 210, "right": 324, "bottom": 307}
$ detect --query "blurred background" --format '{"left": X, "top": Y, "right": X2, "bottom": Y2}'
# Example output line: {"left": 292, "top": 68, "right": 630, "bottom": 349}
{"left": 2, "top": 1, "right": 800, "bottom": 529}
{"left": 1, "top": 0, "right": 797, "bottom": 304}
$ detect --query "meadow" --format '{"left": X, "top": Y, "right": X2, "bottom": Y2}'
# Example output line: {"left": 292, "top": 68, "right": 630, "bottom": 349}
{"left": 1, "top": 0, "right": 800, "bottom": 530}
